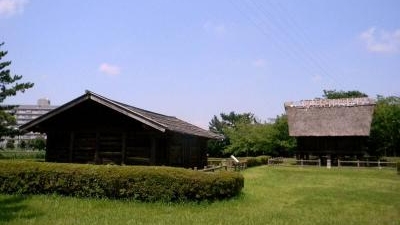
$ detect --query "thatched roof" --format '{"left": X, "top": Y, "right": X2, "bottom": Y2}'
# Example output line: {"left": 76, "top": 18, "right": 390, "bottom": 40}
{"left": 20, "top": 90, "right": 221, "bottom": 139}
{"left": 284, "top": 98, "right": 375, "bottom": 137}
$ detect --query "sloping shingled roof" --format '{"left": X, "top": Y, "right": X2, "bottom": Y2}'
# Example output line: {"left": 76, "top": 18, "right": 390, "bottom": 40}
{"left": 20, "top": 90, "right": 221, "bottom": 139}
{"left": 284, "top": 98, "right": 375, "bottom": 137}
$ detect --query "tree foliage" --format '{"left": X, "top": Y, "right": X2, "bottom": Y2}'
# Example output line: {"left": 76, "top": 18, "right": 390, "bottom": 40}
{"left": 207, "top": 112, "right": 256, "bottom": 157}
{"left": 208, "top": 111, "right": 257, "bottom": 133}
{"left": 27, "top": 137, "right": 47, "bottom": 150}
{"left": 322, "top": 89, "right": 368, "bottom": 99}
{"left": 208, "top": 112, "right": 295, "bottom": 157}
{"left": 0, "top": 42, "right": 34, "bottom": 138}
{"left": 368, "top": 95, "right": 400, "bottom": 157}
{"left": 223, "top": 114, "right": 295, "bottom": 157}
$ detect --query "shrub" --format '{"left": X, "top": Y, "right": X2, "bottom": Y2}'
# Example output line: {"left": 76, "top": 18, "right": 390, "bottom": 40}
{"left": 19, "top": 140, "right": 27, "bottom": 149}
{"left": 397, "top": 161, "right": 400, "bottom": 175}
{"left": 0, "top": 151, "right": 45, "bottom": 159}
{"left": 257, "top": 155, "right": 270, "bottom": 165}
{"left": 0, "top": 161, "right": 244, "bottom": 202}
{"left": 6, "top": 140, "right": 15, "bottom": 149}
{"left": 27, "top": 137, "right": 46, "bottom": 150}
{"left": 246, "top": 155, "right": 271, "bottom": 168}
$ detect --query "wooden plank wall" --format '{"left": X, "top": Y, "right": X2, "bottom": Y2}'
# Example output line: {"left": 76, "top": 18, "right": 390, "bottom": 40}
{"left": 46, "top": 131, "right": 70, "bottom": 162}
{"left": 46, "top": 130, "right": 207, "bottom": 168}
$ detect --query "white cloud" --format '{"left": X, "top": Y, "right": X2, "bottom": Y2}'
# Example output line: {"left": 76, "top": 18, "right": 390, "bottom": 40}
{"left": 98, "top": 63, "right": 121, "bottom": 76}
{"left": 203, "top": 21, "right": 226, "bottom": 37}
{"left": 0, "top": 0, "right": 28, "bottom": 17}
{"left": 360, "top": 27, "right": 400, "bottom": 54}
{"left": 252, "top": 59, "right": 266, "bottom": 68}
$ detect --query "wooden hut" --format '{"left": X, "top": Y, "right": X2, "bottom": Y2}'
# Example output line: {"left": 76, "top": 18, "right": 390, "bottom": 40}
{"left": 284, "top": 98, "right": 375, "bottom": 160}
{"left": 20, "top": 91, "right": 221, "bottom": 168}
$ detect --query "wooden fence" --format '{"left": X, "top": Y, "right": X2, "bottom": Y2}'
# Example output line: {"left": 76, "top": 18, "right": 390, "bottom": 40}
{"left": 337, "top": 160, "right": 397, "bottom": 168}
{"left": 268, "top": 158, "right": 321, "bottom": 166}
{"left": 205, "top": 158, "right": 247, "bottom": 172}
{"left": 267, "top": 157, "right": 397, "bottom": 169}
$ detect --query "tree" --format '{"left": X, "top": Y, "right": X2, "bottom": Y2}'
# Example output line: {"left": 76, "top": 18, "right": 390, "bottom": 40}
{"left": 209, "top": 111, "right": 257, "bottom": 133}
{"left": 19, "top": 140, "right": 27, "bottom": 149}
{"left": 207, "top": 112, "right": 257, "bottom": 157}
{"left": 270, "top": 114, "right": 296, "bottom": 156}
{"left": 322, "top": 89, "right": 368, "bottom": 99}
{"left": 223, "top": 114, "right": 296, "bottom": 157}
{"left": 5, "top": 139, "right": 14, "bottom": 149}
{"left": 27, "top": 137, "right": 46, "bottom": 150}
{"left": 223, "top": 121, "right": 275, "bottom": 156}
{"left": 0, "top": 42, "right": 34, "bottom": 139}
{"left": 368, "top": 95, "right": 400, "bottom": 157}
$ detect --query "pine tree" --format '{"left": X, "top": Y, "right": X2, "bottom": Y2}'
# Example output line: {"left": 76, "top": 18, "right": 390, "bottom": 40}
{"left": 0, "top": 42, "right": 34, "bottom": 138}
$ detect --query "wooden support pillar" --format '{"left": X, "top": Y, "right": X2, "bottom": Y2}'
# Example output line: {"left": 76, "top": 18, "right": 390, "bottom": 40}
{"left": 94, "top": 132, "right": 100, "bottom": 164}
{"left": 121, "top": 132, "right": 127, "bottom": 165}
{"left": 69, "top": 131, "right": 74, "bottom": 163}
{"left": 150, "top": 137, "right": 156, "bottom": 165}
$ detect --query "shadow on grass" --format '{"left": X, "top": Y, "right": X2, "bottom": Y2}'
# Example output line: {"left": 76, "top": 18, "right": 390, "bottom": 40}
{"left": 0, "top": 195, "right": 43, "bottom": 223}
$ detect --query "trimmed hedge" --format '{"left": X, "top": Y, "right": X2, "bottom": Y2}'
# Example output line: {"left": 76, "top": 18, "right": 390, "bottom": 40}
{"left": 0, "top": 161, "right": 244, "bottom": 202}
{"left": 245, "top": 155, "right": 271, "bottom": 168}
{"left": 0, "top": 150, "right": 45, "bottom": 160}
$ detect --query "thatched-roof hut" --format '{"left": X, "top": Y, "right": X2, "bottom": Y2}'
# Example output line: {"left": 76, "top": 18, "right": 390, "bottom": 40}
{"left": 20, "top": 91, "right": 221, "bottom": 168}
{"left": 284, "top": 98, "right": 375, "bottom": 159}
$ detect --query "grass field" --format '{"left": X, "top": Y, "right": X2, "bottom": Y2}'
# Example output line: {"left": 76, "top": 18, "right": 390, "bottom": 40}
{"left": 1, "top": 166, "right": 399, "bottom": 225}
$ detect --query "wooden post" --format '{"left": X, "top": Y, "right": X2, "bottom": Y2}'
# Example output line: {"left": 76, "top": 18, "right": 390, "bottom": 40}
{"left": 300, "top": 159, "right": 303, "bottom": 167}
{"left": 338, "top": 159, "right": 341, "bottom": 167}
{"left": 69, "top": 131, "right": 74, "bottom": 162}
{"left": 378, "top": 160, "right": 381, "bottom": 169}
{"left": 318, "top": 159, "right": 321, "bottom": 167}
{"left": 150, "top": 137, "right": 156, "bottom": 165}
{"left": 327, "top": 158, "right": 331, "bottom": 169}
{"left": 121, "top": 132, "right": 127, "bottom": 165}
{"left": 94, "top": 132, "right": 100, "bottom": 164}
{"left": 357, "top": 160, "right": 360, "bottom": 167}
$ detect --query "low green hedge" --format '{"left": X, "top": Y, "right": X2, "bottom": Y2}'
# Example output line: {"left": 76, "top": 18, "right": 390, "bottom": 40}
{"left": 0, "top": 150, "right": 45, "bottom": 160}
{"left": 0, "top": 161, "right": 244, "bottom": 202}
{"left": 245, "top": 155, "right": 270, "bottom": 168}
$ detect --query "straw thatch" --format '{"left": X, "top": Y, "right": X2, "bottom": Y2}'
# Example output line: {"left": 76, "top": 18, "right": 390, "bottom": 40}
{"left": 284, "top": 98, "right": 375, "bottom": 137}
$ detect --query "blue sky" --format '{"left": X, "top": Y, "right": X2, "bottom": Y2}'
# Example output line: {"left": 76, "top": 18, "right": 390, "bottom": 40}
{"left": 1, "top": 0, "right": 399, "bottom": 128}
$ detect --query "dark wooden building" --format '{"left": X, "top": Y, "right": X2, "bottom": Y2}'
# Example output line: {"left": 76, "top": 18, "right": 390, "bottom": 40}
{"left": 284, "top": 98, "right": 375, "bottom": 160}
{"left": 20, "top": 91, "right": 221, "bottom": 168}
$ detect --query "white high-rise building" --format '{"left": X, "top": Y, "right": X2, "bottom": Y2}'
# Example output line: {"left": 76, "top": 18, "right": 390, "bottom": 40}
{"left": 2, "top": 99, "right": 59, "bottom": 148}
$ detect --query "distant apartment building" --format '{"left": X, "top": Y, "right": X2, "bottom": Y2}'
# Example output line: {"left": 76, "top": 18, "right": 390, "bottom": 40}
{"left": 1, "top": 98, "right": 58, "bottom": 147}
{"left": 14, "top": 98, "right": 58, "bottom": 128}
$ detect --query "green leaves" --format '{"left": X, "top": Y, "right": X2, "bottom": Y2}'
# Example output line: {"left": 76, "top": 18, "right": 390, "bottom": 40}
{"left": 0, "top": 161, "right": 244, "bottom": 202}
{"left": 369, "top": 95, "right": 400, "bottom": 156}
{"left": 322, "top": 89, "right": 368, "bottom": 99}
{"left": 222, "top": 114, "right": 295, "bottom": 157}
{"left": 0, "top": 42, "right": 34, "bottom": 139}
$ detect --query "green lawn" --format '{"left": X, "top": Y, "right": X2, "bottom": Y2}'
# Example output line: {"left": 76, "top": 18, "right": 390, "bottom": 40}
{"left": 1, "top": 166, "right": 399, "bottom": 225}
